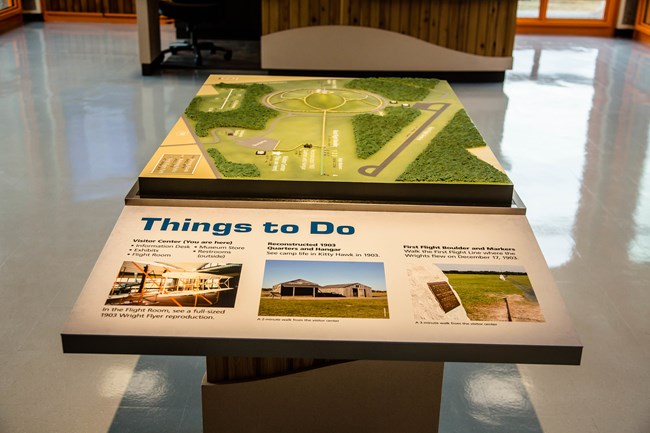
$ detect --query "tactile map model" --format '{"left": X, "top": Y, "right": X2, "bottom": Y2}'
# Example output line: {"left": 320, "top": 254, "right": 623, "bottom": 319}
{"left": 138, "top": 75, "right": 512, "bottom": 204}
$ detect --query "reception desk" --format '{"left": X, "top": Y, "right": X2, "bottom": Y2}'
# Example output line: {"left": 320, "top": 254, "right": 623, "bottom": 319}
{"left": 138, "top": 0, "right": 517, "bottom": 77}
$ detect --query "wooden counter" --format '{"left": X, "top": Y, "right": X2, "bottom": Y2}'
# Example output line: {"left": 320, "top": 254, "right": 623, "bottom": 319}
{"left": 261, "top": 0, "right": 517, "bottom": 77}
{"left": 262, "top": 0, "right": 517, "bottom": 57}
{"left": 136, "top": 0, "right": 517, "bottom": 77}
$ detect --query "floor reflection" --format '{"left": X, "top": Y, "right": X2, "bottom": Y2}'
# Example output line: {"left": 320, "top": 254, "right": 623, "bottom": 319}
{"left": 450, "top": 36, "right": 650, "bottom": 433}
{"left": 440, "top": 363, "right": 542, "bottom": 433}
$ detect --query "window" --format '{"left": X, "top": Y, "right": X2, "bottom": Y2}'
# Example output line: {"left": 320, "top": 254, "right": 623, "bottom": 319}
{"left": 546, "top": 0, "right": 607, "bottom": 20}
{"left": 0, "top": 0, "right": 21, "bottom": 29}
{"left": 517, "top": 0, "right": 616, "bottom": 36}
{"left": 518, "top": 0, "right": 607, "bottom": 19}
{"left": 517, "top": 0, "right": 543, "bottom": 18}
{"left": 0, "top": 0, "right": 15, "bottom": 11}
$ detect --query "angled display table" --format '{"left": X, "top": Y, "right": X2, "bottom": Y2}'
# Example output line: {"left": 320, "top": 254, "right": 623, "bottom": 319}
{"left": 62, "top": 75, "right": 581, "bottom": 433}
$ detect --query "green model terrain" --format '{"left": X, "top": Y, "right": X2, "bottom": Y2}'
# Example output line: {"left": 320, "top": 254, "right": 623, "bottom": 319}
{"left": 206, "top": 148, "right": 259, "bottom": 177}
{"left": 185, "top": 83, "right": 278, "bottom": 136}
{"left": 181, "top": 78, "right": 511, "bottom": 186}
{"left": 397, "top": 110, "right": 511, "bottom": 183}
{"left": 352, "top": 107, "right": 421, "bottom": 159}
{"left": 345, "top": 77, "right": 441, "bottom": 101}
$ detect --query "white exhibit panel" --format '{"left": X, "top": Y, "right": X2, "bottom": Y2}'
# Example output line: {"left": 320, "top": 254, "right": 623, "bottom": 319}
{"left": 62, "top": 205, "right": 581, "bottom": 365}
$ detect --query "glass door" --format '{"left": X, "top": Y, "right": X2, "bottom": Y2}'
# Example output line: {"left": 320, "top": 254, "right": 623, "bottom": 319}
{"left": 518, "top": 0, "right": 607, "bottom": 19}
{"left": 547, "top": 0, "right": 607, "bottom": 19}
{"left": 1, "top": 0, "right": 17, "bottom": 13}
{"left": 517, "top": 0, "right": 543, "bottom": 18}
{"left": 517, "top": 0, "right": 616, "bottom": 35}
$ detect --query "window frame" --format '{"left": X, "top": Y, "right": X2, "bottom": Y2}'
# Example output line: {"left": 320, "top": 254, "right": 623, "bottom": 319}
{"left": 517, "top": 0, "right": 620, "bottom": 36}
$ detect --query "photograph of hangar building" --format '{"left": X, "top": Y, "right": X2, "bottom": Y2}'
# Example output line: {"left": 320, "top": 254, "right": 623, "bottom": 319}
{"left": 272, "top": 279, "right": 373, "bottom": 298}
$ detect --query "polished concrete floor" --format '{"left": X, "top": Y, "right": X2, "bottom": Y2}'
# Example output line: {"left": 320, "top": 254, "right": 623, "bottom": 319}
{"left": 1, "top": 22, "right": 649, "bottom": 433}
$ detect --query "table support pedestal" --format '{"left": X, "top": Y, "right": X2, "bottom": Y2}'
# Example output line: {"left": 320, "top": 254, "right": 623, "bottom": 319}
{"left": 202, "top": 357, "right": 443, "bottom": 433}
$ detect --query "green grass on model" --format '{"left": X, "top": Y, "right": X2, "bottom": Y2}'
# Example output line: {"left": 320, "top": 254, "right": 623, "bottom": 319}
{"left": 207, "top": 148, "right": 260, "bottom": 177}
{"left": 378, "top": 77, "right": 441, "bottom": 89}
{"left": 439, "top": 109, "right": 489, "bottom": 149}
{"left": 345, "top": 77, "right": 439, "bottom": 101}
{"left": 185, "top": 83, "right": 278, "bottom": 136}
{"left": 397, "top": 109, "right": 511, "bottom": 183}
{"left": 213, "top": 82, "right": 249, "bottom": 89}
{"left": 397, "top": 142, "right": 510, "bottom": 183}
{"left": 352, "top": 107, "right": 421, "bottom": 159}
{"left": 181, "top": 79, "right": 509, "bottom": 187}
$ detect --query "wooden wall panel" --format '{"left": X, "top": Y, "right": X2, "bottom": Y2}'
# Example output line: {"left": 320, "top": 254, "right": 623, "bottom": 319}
{"left": 319, "top": 0, "right": 329, "bottom": 25}
{"left": 330, "top": 0, "right": 340, "bottom": 24}
{"left": 503, "top": 0, "right": 517, "bottom": 55}
{"left": 447, "top": 1, "right": 459, "bottom": 51}
{"left": 458, "top": 0, "right": 468, "bottom": 48}
{"left": 279, "top": 0, "right": 290, "bottom": 30}
{"left": 45, "top": 0, "right": 101, "bottom": 12}
{"left": 447, "top": 1, "right": 460, "bottom": 52}
{"left": 44, "top": 0, "right": 131, "bottom": 14}
{"left": 465, "top": 0, "right": 479, "bottom": 54}
{"left": 298, "top": 0, "right": 309, "bottom": 26}
{"left": 428, "top": 0, "right": 440, "bottom": 47}
{"left": 437, "top": 0, "right": 449, "bottom": 47}
{"left": 347, "top": 0, "right": 358, "bottom": 25}
{"left": 105, "top": 0, "right": 134, "bottom": 14}
{"left": 494, "top": 0, "right": 508, "bottom": 56}
{"left": 417, "top": 0, "right": 429, "bottom": 40}
{"left": 46, "top": 0, "right": 58, "bottom": 11}
{"left": 289, "top": 0, "right": 300, "bottom": 29}
{"left": 487, "top": 0, "right": 500, "bottom": 56}
{"left": 377, "top": 0, "right": 389, "bottom": 29}
{"left": 261, "top": 0, "right": 270, "bottom": 34}
{"left": 269, "top": 0, "right": 280, "bottom": 31}
{"left": 266, "top": 0, "right": 339, "bottom": 27}
{"left": 408, "top": 0, "right": 421, "bottom": 39}
{"left": 475, "top": 1, "right": 489, "bottom": 55}
{"left": 308, "top": 0, "right": 319, "bottom": 25}
{"left": 387, "top": 0, "right": 399, "bottom": 31}
{"left": 359, "top": 0, "right": 371, "bottom": 27}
